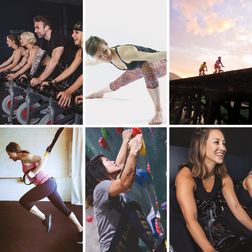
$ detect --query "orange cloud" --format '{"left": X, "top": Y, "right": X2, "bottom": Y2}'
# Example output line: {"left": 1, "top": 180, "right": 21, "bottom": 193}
{"left": 172, "top": 0, "right": 235, "bottom": 36}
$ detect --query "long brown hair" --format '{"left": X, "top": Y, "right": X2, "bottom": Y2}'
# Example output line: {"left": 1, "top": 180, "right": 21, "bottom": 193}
{"left": 7, "top": 34, "right": 20, "bottom": 47}
{"left": 188, "top": 128, "right": 227, "bottom": 179}
{"left": 6, "top": 142, "right": 29, "bottom": 154}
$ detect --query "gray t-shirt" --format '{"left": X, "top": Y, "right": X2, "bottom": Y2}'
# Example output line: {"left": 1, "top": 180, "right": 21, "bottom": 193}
{"left": 93, "top": 180, "right": 122, "bottom": 252}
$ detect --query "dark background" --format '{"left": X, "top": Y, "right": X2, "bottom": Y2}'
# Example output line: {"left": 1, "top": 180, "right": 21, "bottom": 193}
{"left": 170, "top": 128, "right": 252, "bottom": 183}
{"left": 0, "top": 0, "right": 82, "bottom": 62}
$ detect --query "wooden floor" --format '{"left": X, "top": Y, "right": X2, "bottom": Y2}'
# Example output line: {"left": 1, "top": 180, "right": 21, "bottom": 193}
{"left": 0, "top": 201, "right": 82, "bottom": 252}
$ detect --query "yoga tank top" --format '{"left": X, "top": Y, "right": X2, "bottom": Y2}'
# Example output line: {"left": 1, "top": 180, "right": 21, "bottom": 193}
{"left": 111, "top": 45, "right": 157, "bottom": 70}
{"left": 22, "top": 162, "right": 50, "bottom": 186}
{"left": 236, "top": 178, "right": 252, "bottom": 208}
{"left": 171, "top": 162, "right": 223, "bottom": 215}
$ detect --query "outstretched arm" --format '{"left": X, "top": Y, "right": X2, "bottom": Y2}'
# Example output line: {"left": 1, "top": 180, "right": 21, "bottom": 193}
{"left": 56, "top": 74, "right": 83, "bottom": 108}
{"left": 223, "top": 175, "right": 252, "bottom": 231}
{"left": 10, "top": 55, "right": 28, "bottom": 72}
{"left": 30, "top": 46, "right": 64, "bottom": 85}
{"left": 52, "top": 48, "right": 82, "bottom": 84}
{"left": 7, "top": 47, "right": 39, "bottom": 80}
{"left": 115, "top": 129, "right": 132, "bottom": 169}
{"left": 109, "top": 134, "right": 142, "bottom": 197}
{"left": 0, "top": 48, "right": 23, "bottom": 73}
{"left": 0, "top": 52, "right": 15, "bottom": 69}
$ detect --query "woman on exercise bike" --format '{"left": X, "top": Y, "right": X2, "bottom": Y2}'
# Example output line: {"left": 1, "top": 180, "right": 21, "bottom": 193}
{"left": 6, "top": 141, "right": 83, "bottom": 244}
{"left": 6, "top": 32, "right": 39, "bottom": 81}
{"left": 0, "top": 34, "right": 25, "bottom": 74}
{"left": 41, "top": 21, "right": 83, "bottom": 108}
{"left": 170, "top": 128, "right": 252, "bottom": 252}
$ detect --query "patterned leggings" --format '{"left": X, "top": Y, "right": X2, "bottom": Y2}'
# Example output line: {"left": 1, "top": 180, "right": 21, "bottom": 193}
{"left": 108, "top": 201, "right": 155, "bottom": 252}
{"left": 109, "top": 60, "right": 167, "bottom": 91}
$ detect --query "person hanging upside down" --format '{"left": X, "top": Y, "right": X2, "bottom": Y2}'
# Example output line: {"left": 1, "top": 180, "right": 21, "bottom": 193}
{"left": 86, "top": 130, "right": 165, "bottom": 252}
{"left": 6, "top": 142, "right": 83, "bottom": 244}
{"left": 199, "top": 62, "right": 207, "bottom": 76}
{"left": 85, "top": 36, "right": 167, "bottom": 125}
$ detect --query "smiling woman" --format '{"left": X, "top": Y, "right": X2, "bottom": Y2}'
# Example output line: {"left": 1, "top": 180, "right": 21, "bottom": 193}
{"left": 170, "top": 128, "right": 252, "bottom": 252}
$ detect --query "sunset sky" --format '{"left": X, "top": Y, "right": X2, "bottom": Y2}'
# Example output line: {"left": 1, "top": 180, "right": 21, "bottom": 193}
{"left": 170, "top": 0, "right": 252, "bottom": 78}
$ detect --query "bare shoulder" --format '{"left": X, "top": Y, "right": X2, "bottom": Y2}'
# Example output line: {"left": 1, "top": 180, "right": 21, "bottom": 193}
{"left": 222, "top": 174, "right": 232, "bottom": 184}
{"left": 32, "top": 45, "right": 40, "bottom": 52}
{"left": 245, "top": 174, "right": 252, "bottom": 190}
{"left": 176, "top": 166, "right": 195, "bottom": 187}
{"left": 117, "top": 45, "right": 137, "bottom": 56}
{"left": 77, "top": 48, "right": 82, "bottom": 57}
{"left": 20, "top": 152, "right": 32, "bottom": 162}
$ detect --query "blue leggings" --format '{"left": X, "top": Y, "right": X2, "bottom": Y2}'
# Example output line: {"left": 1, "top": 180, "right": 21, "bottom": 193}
{"left": 19, "top": 178, "right": 72, "bottom": 217}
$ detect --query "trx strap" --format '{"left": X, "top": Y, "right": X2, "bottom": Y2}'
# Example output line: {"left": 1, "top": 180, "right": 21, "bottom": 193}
{"left": 23, "top": 169, "right": 36, "bottom": 185}
{"left": 45, "top": 127, "right": 64, "bottom": 155}
{"left": 23, "top": 128, "right": 64, "bottom": 185}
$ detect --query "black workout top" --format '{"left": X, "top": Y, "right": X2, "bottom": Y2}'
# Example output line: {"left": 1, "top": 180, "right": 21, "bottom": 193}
{"left": 111, "top": 45, "right": 157, "bottom": 70}
{"left": 236, "top": 176, "right": 252, "bottom": 208}
{"left": 39, "top": 30, "right": 77, "bottom": 67}
{"left": 171, "top": 162, "right": 223, "bottom": 215}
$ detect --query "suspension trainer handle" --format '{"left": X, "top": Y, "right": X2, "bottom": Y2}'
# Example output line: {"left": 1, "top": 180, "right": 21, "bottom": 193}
{"left": 45, "top": 127, "right": 64, "bottom": 154}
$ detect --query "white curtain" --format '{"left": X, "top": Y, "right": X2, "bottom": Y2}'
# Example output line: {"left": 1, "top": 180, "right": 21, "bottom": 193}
{"left": 71, "top": 128, "right": 83, "bottom": 205}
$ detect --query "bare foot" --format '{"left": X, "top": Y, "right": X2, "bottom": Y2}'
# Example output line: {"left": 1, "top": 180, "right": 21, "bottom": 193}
{"left": 149, "top": 111, "right": 163, "bottom": 125}
{"left": 86, "top": 91, "right": 105, "bottom": 99}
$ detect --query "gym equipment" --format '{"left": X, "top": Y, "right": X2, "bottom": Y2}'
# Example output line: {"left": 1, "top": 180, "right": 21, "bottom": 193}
{"left": 86, "top": 215, "right": 93, "bottom": 223}
{"left": 98, "top": 136, "right": 107, "bottom": 149}
{"left": 1, "top": 77, "right": 82, "bottom": 125}
{"left": 23, "top": 128, "right": 64, "bottom": 185}
{"left": 197, "top": 199, "right": 246, "bottom": 252}
{"left": 115, "top": 128, "right": 124, "bottom": 134}
{"left": 132, "top": 127, "right": 147, "bottom": 156}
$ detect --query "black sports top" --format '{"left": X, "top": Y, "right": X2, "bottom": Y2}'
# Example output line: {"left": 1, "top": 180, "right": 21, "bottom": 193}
{"left": 171, "top": 162, "right": 223, "bottom": 215}
{"left": 236, "top": 175, "right": 252, "bottom": 208}
{"left": 39, "top": 30, "right": 77, "bottom": 67}
{"left": 111, "top": 45, "right": 157, "bottom": 70}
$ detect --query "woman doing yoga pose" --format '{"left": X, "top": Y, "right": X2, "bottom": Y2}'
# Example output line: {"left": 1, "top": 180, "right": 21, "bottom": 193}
{"left": 86, "top": 36, "right": 166, "bottom": 125}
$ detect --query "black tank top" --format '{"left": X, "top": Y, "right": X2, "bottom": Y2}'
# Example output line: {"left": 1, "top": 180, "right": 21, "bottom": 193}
{"left": 236, "top": 179, "right": 252, "bottom": 208}
{"left": 171, "top": 162, "right": 223, "bottom": 215}
{"left": 111, "top": 45, "right": 157, "bottom": 70}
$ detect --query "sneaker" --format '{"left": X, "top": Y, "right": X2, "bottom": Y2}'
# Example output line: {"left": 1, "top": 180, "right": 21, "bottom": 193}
{"left": 153, "top": 234, "right": 166, "bottom": 252}
{"left": 42, "top": 214, "right": 52, "bottom": 232}
{"left": 76, "top": 231, "right": 83, "bottom": 244}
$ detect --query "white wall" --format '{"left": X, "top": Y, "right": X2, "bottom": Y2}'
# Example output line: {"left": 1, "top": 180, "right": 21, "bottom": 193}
{"left": 0, "top": 128, "right": 73, "bottom": 201}
{"left": 85, "top": 0, "right": 167, "bottom": 125}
